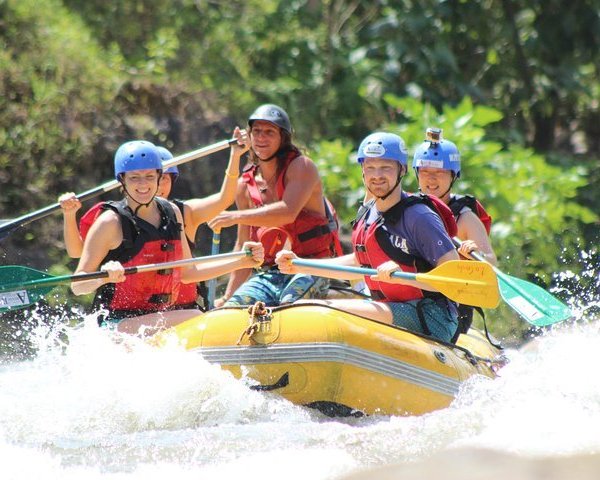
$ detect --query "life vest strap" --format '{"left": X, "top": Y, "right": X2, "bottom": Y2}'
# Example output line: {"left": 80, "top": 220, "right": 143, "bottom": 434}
{"left": 297, "top": 223, "right": 335, "bottom": 242}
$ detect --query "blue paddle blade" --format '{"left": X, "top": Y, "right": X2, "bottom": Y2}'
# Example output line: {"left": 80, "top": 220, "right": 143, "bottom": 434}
{"left": 496, "top": 270, "right": 573, "bottom": 326}
{"left": 0, "top": 266, "right": 56, "bottom": 312}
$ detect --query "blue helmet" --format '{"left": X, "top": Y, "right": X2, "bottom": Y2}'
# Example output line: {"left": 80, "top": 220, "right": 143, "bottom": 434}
{"left": 413, "top": 128, "right": 461, "bottom": 178}
{"left": 114, "top": 140, "right": 162, "bottom": 180}
{"left": 157, "top": 146, "right": 179, "bottom": 180}
{"left": 357, "top": 132, "right": 408, "bottom": 166}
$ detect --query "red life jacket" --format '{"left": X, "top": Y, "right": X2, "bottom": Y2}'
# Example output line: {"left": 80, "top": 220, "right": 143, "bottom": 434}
{"left": 79, "top": 202, "right": 104, "bottom": 241}
{"left": 351, "top": 193, "right": 457, "bottom": 302}
{"left": 448, "top": 194, "right": 492, "bottom": 235}
{"left": 92, "top": 198, "right": 184, "bottom": 314}
{"left": 242, "top": 151, "right": 343, "bottom": 264}
{"left": 81, "top": 199, "right": 201, "bottom": 309}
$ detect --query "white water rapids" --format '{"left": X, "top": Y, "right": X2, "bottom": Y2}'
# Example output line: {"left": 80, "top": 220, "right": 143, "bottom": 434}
{"left": 1, "top": 311, "right": 600, "bottom": 480}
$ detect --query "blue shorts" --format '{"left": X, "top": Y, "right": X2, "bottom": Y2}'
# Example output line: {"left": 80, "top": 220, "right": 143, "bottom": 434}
{"left": 225, "top": 270, "right": 329, "bottom": 307}
{"left": 387, "top": 298, "right": 458, "bottom": 343}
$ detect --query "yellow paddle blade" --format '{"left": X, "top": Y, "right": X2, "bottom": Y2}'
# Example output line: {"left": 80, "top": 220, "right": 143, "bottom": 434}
{"left": 416, "top": 260, "right": 500, "bottom": 308}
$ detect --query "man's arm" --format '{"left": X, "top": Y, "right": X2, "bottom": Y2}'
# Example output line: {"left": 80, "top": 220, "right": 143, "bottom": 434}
{"left": 457, "top": 210, "right": 498, "bottom": 265}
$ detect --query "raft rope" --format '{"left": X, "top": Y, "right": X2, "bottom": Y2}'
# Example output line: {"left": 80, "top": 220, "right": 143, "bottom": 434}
{"left": 237, "top": 301, "right": 272, "bottom": 345}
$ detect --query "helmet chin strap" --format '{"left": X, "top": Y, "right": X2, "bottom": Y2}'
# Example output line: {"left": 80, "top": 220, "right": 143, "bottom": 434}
{"left": 254, "top": 148, "right": 279, "bottom": 163}
{"left": 120, "top": 174, "right": 162, "bottom": 216}
{"left": 366, "top": 172, "right": 404, "bottom": 202}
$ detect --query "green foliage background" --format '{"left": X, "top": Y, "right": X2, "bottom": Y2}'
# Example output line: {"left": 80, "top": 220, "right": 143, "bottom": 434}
{"left": 1, "top": 0, "right": 599, "bottom": 343}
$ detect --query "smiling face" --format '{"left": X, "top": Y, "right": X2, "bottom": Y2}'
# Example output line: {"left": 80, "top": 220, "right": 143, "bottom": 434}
{"left": 362, "top": 157, "right": 403, "bottom": 198}
{"left": 416, "top": 167, "right": 454, "bottom": 202}
{"left": 250, "top": 120, "right": 282, "bottom": 160}
{"left": 122, "top": 169, "right": 161, "bottom": 205}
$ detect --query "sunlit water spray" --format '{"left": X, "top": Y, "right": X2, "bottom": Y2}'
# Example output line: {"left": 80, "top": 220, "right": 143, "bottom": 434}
{"left": 1, "top": 305, "right": 600, "bottom": 479}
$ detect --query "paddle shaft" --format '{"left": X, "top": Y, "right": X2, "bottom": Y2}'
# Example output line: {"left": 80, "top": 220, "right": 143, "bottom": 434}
{"left": 207, "top": 230, "right": 221, "bottom": 309}
{"left": 0, "top": 250, "right": 248, "bottom": 293}
{"left": 0, "top": 138, "right": 237, "bottom": 239}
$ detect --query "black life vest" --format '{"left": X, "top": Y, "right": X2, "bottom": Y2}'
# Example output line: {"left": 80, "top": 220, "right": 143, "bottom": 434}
{"left": 448, "top": 194, "right": 492, "bottom": 234}
{"left": 351, "top": 193, "right": 457, "bottom": 302}
{"left": 92, "top": 197, "right": 183, "bottom": 315}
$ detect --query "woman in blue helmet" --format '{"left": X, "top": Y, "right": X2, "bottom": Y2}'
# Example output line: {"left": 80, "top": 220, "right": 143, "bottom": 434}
{"left": 413, "top": 128, "right": 497, "bottom": 337}
{"left": 57, "top": 148, "right": 181, "bottom": 258}
{"left": 276, "top": 132, "right": 460, "bottom": 343}
{"left": 58, "top": 130, "right": 246, "bottom": 260}
{"left": 70, "top": 140, "right": 263, "bottom": 335}
{"left": 413, "top": 128, "right": 496, "bottom": 264}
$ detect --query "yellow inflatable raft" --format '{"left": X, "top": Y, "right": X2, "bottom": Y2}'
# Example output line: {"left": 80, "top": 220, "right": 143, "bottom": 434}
{"left": 157, "top": 303, "right": 504, "bottom": 416}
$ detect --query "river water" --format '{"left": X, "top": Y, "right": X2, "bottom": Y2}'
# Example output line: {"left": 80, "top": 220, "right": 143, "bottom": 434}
{"left": 1, "top": 310, "right": 600, "bottom": 480}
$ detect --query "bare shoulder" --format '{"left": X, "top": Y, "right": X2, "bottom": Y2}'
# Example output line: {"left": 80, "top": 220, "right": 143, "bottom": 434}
{"left": 93, "top": 209, "right": 121, "bottom": 231}
{"left": 287, "top": 154, "right": 319, "bottom": 177}
{"left": 85, "top": 209, "right": 122, "bottom": 251}
{"left": 290, "top": 153, "right": 317, "bottom": 167}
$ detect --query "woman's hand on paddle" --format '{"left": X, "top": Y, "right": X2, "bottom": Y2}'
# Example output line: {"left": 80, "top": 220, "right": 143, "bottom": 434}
{"left": 275, "top": 250, "right": 299, "bottom": 274}
{"left": 457, "top": 240, "right": 479, "bottom": 259}
{"left": 100, "top": 260, "right": 126, "bottom": 284}
{"left": 58, "top": 192, "right": 82, "bottom": 215}
{"left": 241, "top": 241, "right": 264, "bottom": 267}
{"left": 231, "top": 127, "right": 250, "bottom": 157}
{"left": 371, "top": 260, "right": 401, "bottom": 283}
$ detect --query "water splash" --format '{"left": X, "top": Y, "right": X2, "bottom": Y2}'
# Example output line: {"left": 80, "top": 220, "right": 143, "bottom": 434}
{"left": 1, "top": 310, "right": 600, "bottom": 479}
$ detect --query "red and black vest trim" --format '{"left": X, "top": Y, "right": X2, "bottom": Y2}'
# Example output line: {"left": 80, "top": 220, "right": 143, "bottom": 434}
{"left": 448, "top": 194, "right": 492, "bottom": 235}
{"left": 92, "top": 197, "right": 184, "bottom": 316}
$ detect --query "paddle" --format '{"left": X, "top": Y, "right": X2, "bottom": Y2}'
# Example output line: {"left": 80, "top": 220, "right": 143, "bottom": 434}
{"left": 206, "top": 229, "right": 221, "bottom": 309}
{"left": 0, "top": 250, "right": 249, "bottom": 313}
{"left": 452, "top": 237, "right": 572, "bottom": 326}
{"left": 291, "top": 259, "right": 500, "bottom": 308}
{"left": 0, "top": 137, "right": 238, "bottom": 241}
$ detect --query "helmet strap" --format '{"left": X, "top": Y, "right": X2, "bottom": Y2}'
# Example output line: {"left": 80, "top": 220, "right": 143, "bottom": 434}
{"left": 379, "top": 172, "right": 403, "bottom": 201}
{"left": 255, "top": 150, "right": 278, "bottom": 163}
{"left": 119, "top": 172, "right": 162, "bottom": 216}
{"left": 252, "top": 142, "right": 286, "bottom": 164}
{"left": 364, "top": 169, "right": 404, "bottom": 202}
{"left": 437, "top": 174, "right": 457, "bottom": 201}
